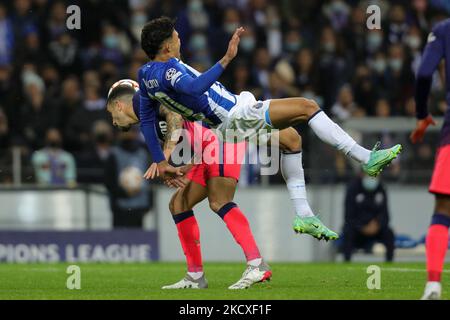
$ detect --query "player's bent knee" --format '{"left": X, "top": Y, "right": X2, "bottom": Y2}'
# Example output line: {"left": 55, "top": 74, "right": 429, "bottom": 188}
{"left": 282, "top": 127, "right": 302, "bottom": 153}
{"left": 209, "top": 200, "right": 228, "bottom": 214}
{"left": 168, "top": 191, "right": 178, "bottom": 214}
{"left": 297, "top": 98, "right": 319, "bottom": 117}
{"left": 169, "top": 189, "right": 189, "bottom": 215}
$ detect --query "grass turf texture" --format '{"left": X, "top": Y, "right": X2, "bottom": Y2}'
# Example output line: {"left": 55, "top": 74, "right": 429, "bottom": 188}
{"left": 0, "top": 262, "right": 447, "bottom": 300}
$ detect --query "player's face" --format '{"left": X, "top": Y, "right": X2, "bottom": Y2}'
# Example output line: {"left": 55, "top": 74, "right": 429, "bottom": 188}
{"left": 107, "top": 97, "right": 137, "bottom": 132}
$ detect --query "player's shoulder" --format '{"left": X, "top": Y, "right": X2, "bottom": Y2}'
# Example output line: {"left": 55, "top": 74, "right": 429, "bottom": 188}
{"left": 140, "top": 59, "right": 181, "bottom": 78}
{"left": 137, "top": 62, "right": 152, "bottom": 80}
{"left": 132, "top": 91, "right": 140, "bottom": 109}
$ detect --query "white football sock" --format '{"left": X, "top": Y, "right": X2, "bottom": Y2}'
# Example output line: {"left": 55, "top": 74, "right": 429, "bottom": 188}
{"left": 187, "top": 271, "right": 204, "bottom": 280}
{"left": 281, "top": 152, "right": 314, "bottom": 218}
{"left": 348, "top": 144, "right": 371, "bottom": 164}
{"left": 308, "top": 111, "right": 371, "bottom": 164}
{"left": 247, "top": 258, "right": 262, "bottom": 267}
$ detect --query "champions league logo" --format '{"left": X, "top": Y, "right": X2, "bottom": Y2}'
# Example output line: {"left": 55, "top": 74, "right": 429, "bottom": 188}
{"left": 165, "top": 68, "right": 177, "bottom": 81}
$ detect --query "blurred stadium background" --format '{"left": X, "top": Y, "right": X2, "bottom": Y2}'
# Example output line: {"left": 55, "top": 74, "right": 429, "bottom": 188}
{"left": 0, "top": 0, "right": 449, "bottom": 268}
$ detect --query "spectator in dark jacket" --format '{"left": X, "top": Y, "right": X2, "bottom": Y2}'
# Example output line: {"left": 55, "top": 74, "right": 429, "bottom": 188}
{"left": 342, "top": 174, "right": 395, "bottom": 262}
{"left": 104, "top": 128, "right": 153, "bottom": 228}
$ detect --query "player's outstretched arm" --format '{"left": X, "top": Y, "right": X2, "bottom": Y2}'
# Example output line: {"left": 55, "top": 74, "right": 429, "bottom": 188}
{"left": 139, "top": 95, "right": 166, "bottom": 163}
{"left": 140, "top": 105, "right": 185, "bottom": 182}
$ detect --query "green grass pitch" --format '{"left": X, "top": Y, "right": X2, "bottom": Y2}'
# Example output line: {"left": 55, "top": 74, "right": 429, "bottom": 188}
{"left": 0, "top": 262, "right": 447, "bottom": 300}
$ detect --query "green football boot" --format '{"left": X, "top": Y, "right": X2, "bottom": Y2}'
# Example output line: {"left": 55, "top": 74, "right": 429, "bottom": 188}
{"left": 293, "top": 216, "right": 339, "bottom": 241}
{"left": 362, "top": 142, "right": 402, "bottom": 177}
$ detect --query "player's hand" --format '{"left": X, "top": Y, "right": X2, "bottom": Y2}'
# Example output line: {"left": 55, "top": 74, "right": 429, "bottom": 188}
{"left": 221, "top": 27, "right": 245, "bottom": 67}
{"left": 144, "top": 160, "right": 184, "bottom": 180}
{"left": 410, "top": 115, "right": 436, "bottom": 143}
{"left": 164, "top": 176, "right": 190, "bottom": 189}
{"left": 162, "top": 164, "right": 193, "bottom": 188}
{"left": 179, "top": 163, "right": 194, "bottom": 175}
{"left": 144, "top": 162, "right": 159, "bottom": 179}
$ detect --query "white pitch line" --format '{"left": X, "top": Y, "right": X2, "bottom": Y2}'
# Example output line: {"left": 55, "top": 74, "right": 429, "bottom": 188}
{"left": 382, "top": 267, "right": 450, "bottom": 274}
{"left": 347, "top": 267, "right": 450, "bottom": 274}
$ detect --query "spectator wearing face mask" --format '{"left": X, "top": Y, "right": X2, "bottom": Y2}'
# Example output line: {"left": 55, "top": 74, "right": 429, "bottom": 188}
{"left": 237, "top": 25, "right": 257, "bottom": 60}
{"left": 75, "top": 120, "right": 113, "bottom": 184}
{"left": 104, "top": 127, "right": 153, "bottom": 228}
{"left": 322, "top": 0, "right": 351, "bottom": 32}
{"left": 404, "top": 25, "right": 424, "bottom": 73}
{"left": 385, "top": 43, "right": 414, "bottom": 114}
{"left": 48, "top": 32, "right": 81, "bottom": 77}
{"left": 210, "top": 7, "right": 242, "bottom": 60}
{"left": 387, "top": 5, "right": 409, "bottom": 44}
{"left": 317, "top": 26, "right": 350, "bottom": 111}
{"left": 369, "top": 51, "right": 388, "bottom": 84}
{"left": 187, "top": 31, "right": 212, "bottom": 67}
{"left": 31, "top": 128, "right": 77, "bottom": 187}
{"left": 20, "top": 75, "right": 60, "bottom": 150}
{"left": 99, "top": 24, "right": 131, "bottom": 68}
{"left": 283, "top": 29, "right": 302, "bottom": 58}
{"left": 352, "top": 65, "right": 378, "bottom": 115}
{"left": 341, "top": 173, "right": 395, "bottom": 262}
{"left": 293, "top": 48, "right": 318, "bottom": 92}
{"left": 365, "top": 29, "right": 385, "bottom": 57}
{"left": 65, "top": 85, "right": 108, "bottom": 152}
{"left": 331, "top": 84, "right": 360, "bottom": 121}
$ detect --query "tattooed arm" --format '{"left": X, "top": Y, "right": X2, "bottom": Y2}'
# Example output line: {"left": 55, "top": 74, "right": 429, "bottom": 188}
{"left": 159, "top": 105, "right": 184, "bottom": 160}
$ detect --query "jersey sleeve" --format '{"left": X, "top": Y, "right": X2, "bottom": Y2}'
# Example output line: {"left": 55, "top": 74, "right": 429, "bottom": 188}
{"left": 415, "top": 25, "right": 445, "bottom": 119}
{"left": 163, "top": 58, "right": 224, "bottom": 96}
{"left": 138, "top": 71, "right": 165, "bottom": 163}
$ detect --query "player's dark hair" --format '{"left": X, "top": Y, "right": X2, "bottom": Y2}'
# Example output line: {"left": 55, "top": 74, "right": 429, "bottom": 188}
{"left": 106, "top": 85, "right": 136, "bottom": 106}
{"left": 141, "top": 16, "right": 176, "bottom": 60}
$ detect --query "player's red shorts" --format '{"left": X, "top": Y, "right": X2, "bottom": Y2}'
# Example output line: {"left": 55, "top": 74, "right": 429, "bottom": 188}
{"left": 429, "top": 144, "right": 450, "bottom": 195}
{"left": 182, "top": 121, "right": 245, "bottom": 187}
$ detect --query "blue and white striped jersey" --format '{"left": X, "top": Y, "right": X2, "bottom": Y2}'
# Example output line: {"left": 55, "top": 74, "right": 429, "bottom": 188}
{"left": 138, "top": 58, "right": 236, "bottom": 162}
{"left": 139, "top": 58, "right": 236, "bottom": 126}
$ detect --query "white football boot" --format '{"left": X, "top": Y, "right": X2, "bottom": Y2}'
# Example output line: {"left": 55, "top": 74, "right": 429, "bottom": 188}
{"left": 228, "top": 260, "right": 272, "bottom": 290}
{"left": 421, "top": 282, "right": 442, "bottom": 300}
{"left": 162, "top": 273, "right": 208, "bottom": 289}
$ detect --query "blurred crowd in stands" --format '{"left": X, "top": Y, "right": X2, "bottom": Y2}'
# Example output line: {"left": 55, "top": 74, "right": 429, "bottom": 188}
{"left": 0, "top": 0, "right": 448, "bottom": 185}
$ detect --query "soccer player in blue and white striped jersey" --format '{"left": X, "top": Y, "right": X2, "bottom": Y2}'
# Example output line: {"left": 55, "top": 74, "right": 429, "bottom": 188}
{"left": 138, "top": 17, "right": 402, "bottom": 178}
{"left": 137, "top": 16, "right": 402, "bottom": 247}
